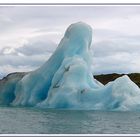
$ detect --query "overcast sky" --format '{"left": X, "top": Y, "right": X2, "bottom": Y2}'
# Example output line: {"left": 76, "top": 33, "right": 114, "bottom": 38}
{"left": 1, "top": 5, "right": 140, "bottom": 78}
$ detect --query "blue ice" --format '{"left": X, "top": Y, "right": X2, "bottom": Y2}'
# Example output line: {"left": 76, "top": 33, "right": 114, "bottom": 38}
{"left": 1, "top": 22, "right": 140, "bottom": 111}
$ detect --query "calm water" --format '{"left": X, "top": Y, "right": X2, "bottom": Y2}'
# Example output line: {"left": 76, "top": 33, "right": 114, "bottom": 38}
{"left": 0, "top": 107, "right": 140, "bottom": 134}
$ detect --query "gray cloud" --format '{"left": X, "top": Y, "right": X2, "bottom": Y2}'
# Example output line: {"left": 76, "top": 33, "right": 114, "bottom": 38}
{"left": 93, "top": 40, "right": 140, "bottom": 57}
{"left": 92, "top": 53, "right": 140, "bottom": 75}
{"left": 0, "top": 35, "right": 57, "bottom": 77}
{"left": 16, "top": 37, "right": 57, "bottom": 56}
{"left": 92, "top": 36, "right": 140, "bottom": 74}
{"left": 1, "top": 6, "right": 140, "bottom": 78}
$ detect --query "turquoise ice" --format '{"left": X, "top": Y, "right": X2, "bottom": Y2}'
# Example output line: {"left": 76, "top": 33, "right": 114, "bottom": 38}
{"left": 1, "top": 22, "right": 140, "bottom": 111}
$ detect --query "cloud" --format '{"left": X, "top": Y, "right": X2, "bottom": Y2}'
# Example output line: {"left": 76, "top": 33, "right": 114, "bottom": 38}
{"left": 93, "top": 39, "right": 140, "bottom": 57}
{"left": 1, "top": 6, "right": 140, "bottom": 77}
{"left": 16, "top": 36, "right": 57, "bottom": 56}
{"left": 92, "top": 53, "right": 140, "bottom": 75}
{"left": 92, "top": 36, "right": 140, "bottom": 74}
{"left": 0, "top": 35, "right": 57, "bottom": 77}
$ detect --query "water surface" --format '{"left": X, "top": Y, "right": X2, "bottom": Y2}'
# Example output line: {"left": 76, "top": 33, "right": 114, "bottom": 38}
{"left": 0, "top": 107, "right": 140, "bottom": 134}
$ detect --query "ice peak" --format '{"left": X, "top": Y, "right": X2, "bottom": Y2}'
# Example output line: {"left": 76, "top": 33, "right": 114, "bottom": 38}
{"left": 114, "top": 75, "right": 134, "bottom": 85}
{"left": 64, "top": 22, "right": 92, "bottom": 49}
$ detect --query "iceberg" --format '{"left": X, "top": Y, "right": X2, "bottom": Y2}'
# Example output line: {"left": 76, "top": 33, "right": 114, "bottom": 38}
{"left": 0, "top": 72, "right": 26, "bottom": 105}
{"left": 1, "top": 22, "right": 140, "bottom": 111}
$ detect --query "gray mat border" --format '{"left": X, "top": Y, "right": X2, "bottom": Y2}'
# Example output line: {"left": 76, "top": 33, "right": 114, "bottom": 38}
{"left": 0, "top": 2, "right": 139, "bottom": 137}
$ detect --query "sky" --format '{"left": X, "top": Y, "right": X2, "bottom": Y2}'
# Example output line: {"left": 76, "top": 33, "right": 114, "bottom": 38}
{"left": 1, "top": 5, "right": 140, "bottom": 78}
